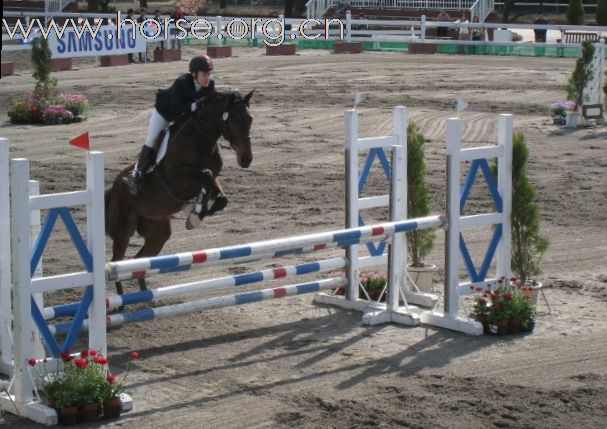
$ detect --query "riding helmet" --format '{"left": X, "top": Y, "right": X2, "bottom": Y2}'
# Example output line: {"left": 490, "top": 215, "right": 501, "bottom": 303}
{"left": 189, "top": 54, "right": 214, "bottom": 74}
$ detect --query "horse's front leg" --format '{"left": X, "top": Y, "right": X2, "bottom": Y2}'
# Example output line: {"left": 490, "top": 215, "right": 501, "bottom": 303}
{"left": 208, "top": 177, "right": 228, "bottom": 215}
{"left": 185, "top": 169, "right": 214, "bottom": 230}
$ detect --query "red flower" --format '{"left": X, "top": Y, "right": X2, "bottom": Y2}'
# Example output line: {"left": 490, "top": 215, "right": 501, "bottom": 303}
{"left": 80, "top": 350, "right": 89, "bottom": 358}
{"left": 504, "top": 293, "right": 512, "bottom": 301}
{"left": 89, "top": 349, "right": 97, "bottom": 357}
{"left": 107, "top": 374, "right": 117, "bottom": 383}
{"left": 130, "top": 351, "right": 139, "bottom": 360}
{"left": 475, "top": 287, "right": 483, "bottom": 293}
{"left": 74, "top": 358, "right": 87, "bottom": 369}
{"left": 27, "top": 358, "right": 37, "bottom": 367}
{"left": 94, "top": 356, "right": 108, "bottom": 365}
{"left": 60, "top": 351, "right": 74, "bottom": 362}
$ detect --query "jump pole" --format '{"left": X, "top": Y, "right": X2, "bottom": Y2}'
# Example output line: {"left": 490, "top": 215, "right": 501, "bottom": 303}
{"left": 0, "top": 139, "right": 12, "bottom": 375}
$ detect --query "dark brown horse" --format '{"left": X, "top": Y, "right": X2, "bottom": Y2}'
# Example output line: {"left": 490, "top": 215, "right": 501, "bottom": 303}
{"left": 105, "top": 89, "right": 254, "bottom": 295}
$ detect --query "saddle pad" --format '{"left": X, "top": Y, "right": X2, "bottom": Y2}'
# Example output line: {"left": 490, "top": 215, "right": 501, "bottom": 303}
{"left": 154, "top": 130, "right": 171, "bottom": 166}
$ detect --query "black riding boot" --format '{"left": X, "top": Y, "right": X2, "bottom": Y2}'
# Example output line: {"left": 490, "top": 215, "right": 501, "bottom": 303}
{"left": 122, "top": 145, "right": 155, "bottom": 195}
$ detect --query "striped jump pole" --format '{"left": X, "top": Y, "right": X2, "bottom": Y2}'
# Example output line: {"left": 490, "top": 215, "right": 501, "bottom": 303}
{"left": 108, "top": 230, "right": 394, "bottom": 283}
{"left": 45, "top": 256, "right": 348, "bottom": 318}
{"left": 49, "top": 277, "right": 347, "bottom": 334}
{"left": 106, "top": 215, "right": 445, "bottom": 282}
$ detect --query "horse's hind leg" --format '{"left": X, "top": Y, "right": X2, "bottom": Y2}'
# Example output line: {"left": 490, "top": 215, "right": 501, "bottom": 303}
{"left": 135, "top": 216, "right": 172, "bottom": 291}
{"left": 107, "top": 197, "right": 138, "bottom": 296}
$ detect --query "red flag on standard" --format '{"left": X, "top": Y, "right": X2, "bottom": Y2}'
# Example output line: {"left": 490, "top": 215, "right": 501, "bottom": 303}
{"left": 69, "top": 132, "right": 89, "bottom": 150}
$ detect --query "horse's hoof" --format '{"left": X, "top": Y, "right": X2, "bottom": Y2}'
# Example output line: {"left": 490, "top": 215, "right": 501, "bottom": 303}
{"left": 186, "top": 214, "right": 201, "bottom": 230}
{"left": 209, "top": 194, "right": 228, "bottom": 215}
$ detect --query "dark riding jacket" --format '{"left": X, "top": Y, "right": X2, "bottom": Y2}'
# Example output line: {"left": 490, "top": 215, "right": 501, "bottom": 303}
{"left": 155, "top": 74, "right": 215, "bottom": 122}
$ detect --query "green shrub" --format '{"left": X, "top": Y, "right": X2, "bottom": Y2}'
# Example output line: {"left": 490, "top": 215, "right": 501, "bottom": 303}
{"left": 31, "top": 37, "right": 57, "bottom": 100}
{"left": 566, "top": 0, "right": 585, "bottom": 25}
{"left": 566, "top": 40, "right": 595, "bottom": 106}
{"left": 406, "top": 120, "right": 435, "bottom": 267}
{"left": 509, "top": 132, "right": 549, "bottom": 284}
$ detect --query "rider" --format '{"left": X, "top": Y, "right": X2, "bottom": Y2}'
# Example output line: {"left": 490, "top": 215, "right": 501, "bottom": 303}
{"left": 122, "top": 54, "right": 216, "bottom": 195}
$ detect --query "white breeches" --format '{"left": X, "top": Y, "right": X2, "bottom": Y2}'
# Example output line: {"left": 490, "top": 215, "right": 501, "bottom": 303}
{"left": 144, "top": 109, "right": 169, "bottom": 149}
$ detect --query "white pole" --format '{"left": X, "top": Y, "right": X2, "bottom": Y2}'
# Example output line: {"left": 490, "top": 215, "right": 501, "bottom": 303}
{"left": 29, "top": 180, "right": 45, "bottom": 361}
{"left": 445, "top": 118, "right": 461, "bottom": 318}
{"left": 87, "top": 152, "right": 107, "bottom": 356}
{"left": 421, "top": 15, "right": 426, "bottom": 41}
{"left": 345, "top": 109, "right": 359, "bottom": 301}
{"left": 0, "top": 139, "right": 12, "bottom": 374}
{"left": 346, "top": 10, "right": 352, "bottom": 44}
{"left": 496, "top": 114, "right": 513, "bottom": 283}
{"left": 10, "top": 159, "right": 34, "bottom": 408}
{"left": 216, "top": 16, "right": 223, "bottom": 48}
{"left": 388, "top": 106, "right": 408, "bottom": 312}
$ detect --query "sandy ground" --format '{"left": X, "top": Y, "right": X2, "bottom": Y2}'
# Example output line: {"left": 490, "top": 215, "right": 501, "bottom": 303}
{"left": 1, "top": 46, "right": 607, "bottom": 428}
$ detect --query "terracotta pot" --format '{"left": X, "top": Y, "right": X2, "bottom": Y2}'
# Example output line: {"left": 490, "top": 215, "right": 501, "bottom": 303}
{"left": 79, "top": 402, "right": 101, "bottom": 422}
{"left": 57, "top": 406, "right": 79, "bottom": 426}
{"left": 103, "top": 397, "right": 123, "bottom": 419}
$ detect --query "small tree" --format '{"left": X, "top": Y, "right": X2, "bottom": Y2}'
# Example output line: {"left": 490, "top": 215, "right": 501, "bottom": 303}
{"left": 406, "top": 121, "right": 435, "bottom": 267}
{"left": 597, "top": 0, "right": 607, "bottom": 25}
{"left": 567, "top": 0, "right": 585, "bottom": 25}
{"left": 31, "top": 36, "right": 57, "bottom": 100}
{"left": 566, "top": 40, "right": 595, "bottom": 106}
{"left": 510, "top": 132, "right": 549, "bottom": 285}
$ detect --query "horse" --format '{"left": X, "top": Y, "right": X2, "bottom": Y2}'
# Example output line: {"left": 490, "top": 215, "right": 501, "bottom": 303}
{"left": 105, "top": 89, "right": 254, "bottom": 295}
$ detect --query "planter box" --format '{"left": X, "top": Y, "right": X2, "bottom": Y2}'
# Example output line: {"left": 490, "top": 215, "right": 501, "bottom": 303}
{"left": 565, "top": 111, "right": 581, "bottom": 128}
{"left": 206, "top": 46, "right": 232, "bottom": 58}
{"left": 333, "top": 42, "right": 363, "bottom": 54}
{"left": 99, "top": 55, "right": 130, "bottom": 67}
{"left": 266, "top": 44, "right": 296, "bottom": 56}
{"left": 50, "top": 58, "right": 72, "bottom": 72}
{"left": 154, "top": 48, "right": 181, "bottom": 62}
{"left": 408, "top": 42, "right": 437, "bottom": 54}
{"left": 1, "top": 63, "right": 15, "bottom": 77}
{"left": 553, "top": 116, "right": 566, "bottom": 125}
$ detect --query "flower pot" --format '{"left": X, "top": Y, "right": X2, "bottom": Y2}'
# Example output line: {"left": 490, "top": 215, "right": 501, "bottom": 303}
{"left": 408, "top": 264, "right": 438, "bottom": 293}
{"left": 507, "top": 319, "right": 521, "bottom": 334}
{"left": 475, "top": 315, "right": 490, "bottom": 334}
{"left": 103, "top": 398, "right": 123, "bottom": 419}
{"left": 565, "top": 111, "right": 580, "bottom": 128}
{"left": 530, "top": 281, "right": 543, "bottom": 306}
{"left": 57, "top": 406, "right": 80, "bottom": 426}
{"left": 489, "top": 319, "right": 509, "bottom": 335}
{"left": 553, "top": 116, "right": 566, "bottom": 125}
{"left": 79, "top": 402, "right": 101, "bottom": 423}
{"left": 521, "top": 317, "right": 535, "bottom": 333}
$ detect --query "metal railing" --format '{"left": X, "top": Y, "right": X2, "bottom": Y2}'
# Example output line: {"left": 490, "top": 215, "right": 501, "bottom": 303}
{"left": 470, "top": 0, "right": 494, "bottom": 22}
{"left": 306, "top": 0, "right": 479, "bottom": 19}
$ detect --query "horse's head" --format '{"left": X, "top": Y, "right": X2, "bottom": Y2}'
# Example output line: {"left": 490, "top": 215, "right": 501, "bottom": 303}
{"left": 196, "top": 90, "right": 254, "bottom": 168}
{"left": 221, "top": 90, "right": 254, "bottom": 168}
